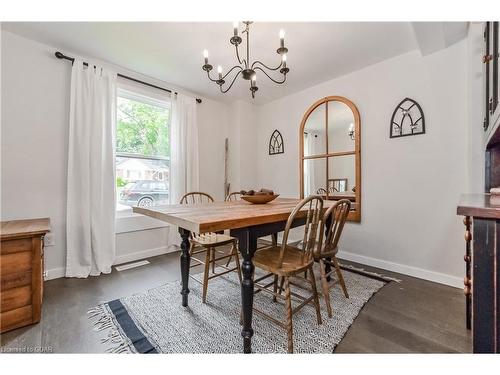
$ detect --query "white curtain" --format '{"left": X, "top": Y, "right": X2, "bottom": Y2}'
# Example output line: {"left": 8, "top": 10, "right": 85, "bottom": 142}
{"left": 304, "top": 133, "right": 316, "bottom": 196}
{"left": 168, "top": 93, "right": 199, "bottom": 247}
{"left": 66, "top": 60, "right": 117, "bottom": 278}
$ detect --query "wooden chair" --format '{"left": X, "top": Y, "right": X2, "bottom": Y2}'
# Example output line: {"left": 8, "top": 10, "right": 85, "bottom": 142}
{"left": 225, "top": 191, "right": 242, "bottom": 201}
{"left": 316, "top": 188, "right": 327, "bottom": 195}
{"left": 328, "top": 186, "right": 338, "bottom": 194}
{"left": 180, "top": 192, "right": 242, "bottom": 303}
{"left": 252, "top": 196, "right": 323, "bottom": 353}
{"left": 316, "top": 199, "right": 351, "bottom": 318}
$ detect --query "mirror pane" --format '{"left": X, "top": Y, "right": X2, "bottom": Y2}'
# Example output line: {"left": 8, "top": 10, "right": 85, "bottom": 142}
{"left": 328, "top": 101, "right": 355, "bottom": 153}
{"left": 303, "top": 104, "right": 326, "bottom": 156}
{"left": 327, "top": 155, "right": 356, "bottom": 210}
{"left": 303, "top": 158, "right": 327, "bottom": 197}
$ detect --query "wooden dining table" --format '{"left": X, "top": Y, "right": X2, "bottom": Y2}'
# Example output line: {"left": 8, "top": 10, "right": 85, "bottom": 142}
{"left": 133, "top": 197, "right": 333, "bottom": 353}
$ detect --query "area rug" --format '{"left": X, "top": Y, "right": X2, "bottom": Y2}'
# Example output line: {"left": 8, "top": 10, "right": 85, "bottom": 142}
{"left": 88, "top": 266, "right": 389, "bottom": 353}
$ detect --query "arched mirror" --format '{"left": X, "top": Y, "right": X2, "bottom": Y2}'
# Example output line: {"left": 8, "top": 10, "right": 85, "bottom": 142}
{"left": 299, "top": 96, "right": 361, "bottom": 222}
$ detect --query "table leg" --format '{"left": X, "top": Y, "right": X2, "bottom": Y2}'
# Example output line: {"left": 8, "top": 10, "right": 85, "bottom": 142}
{"left": 179, "top": 228, "right": 191, "bottom": 307}
{"left": 236, "top": 230, "right": 257, "bottom": 353}
{"left": 271, "top": 233, "right": 278, "bottom": 246}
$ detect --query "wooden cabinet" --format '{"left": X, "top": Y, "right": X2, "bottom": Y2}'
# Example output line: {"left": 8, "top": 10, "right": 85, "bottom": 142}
{"left": 0, "top": 218, "right": 50, "bottom": 333}
{"left": 457, "top": 195, "right": 500, "bottom": 353}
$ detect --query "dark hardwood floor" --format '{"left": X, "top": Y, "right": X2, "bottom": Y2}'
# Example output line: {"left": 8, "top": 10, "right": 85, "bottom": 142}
{"left": 0, "top": 251, "right": 471, "bottom": 353}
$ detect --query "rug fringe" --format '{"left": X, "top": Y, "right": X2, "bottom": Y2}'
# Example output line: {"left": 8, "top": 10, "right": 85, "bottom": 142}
{"left": 87, "top": 304, "right": 134, "bottom": 354}
{"left": 339, "top": 263, "right": 401, "bottom": 283}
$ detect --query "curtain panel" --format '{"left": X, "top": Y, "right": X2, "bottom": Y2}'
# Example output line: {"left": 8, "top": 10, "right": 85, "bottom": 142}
{"left": 66, "top": 60, "right": 117, "bottom": 277}
{"left": 168, "top": 93, "right": 199, "bottom": 248}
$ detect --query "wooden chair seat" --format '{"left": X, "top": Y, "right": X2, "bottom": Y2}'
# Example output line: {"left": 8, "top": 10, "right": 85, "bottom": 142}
{"left": 314, "top": 245, "right": 338, "bottom": 260}
{"left": 253, "top": 245, "right": 313, "bottom": 276}
{"left": 190, "top": 233, "right": 235, "bottom": 247}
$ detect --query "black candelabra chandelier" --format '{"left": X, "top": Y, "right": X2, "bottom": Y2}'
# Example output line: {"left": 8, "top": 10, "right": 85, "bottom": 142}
{"left": 202, "top": 21, "right": 289, "bottom": 99}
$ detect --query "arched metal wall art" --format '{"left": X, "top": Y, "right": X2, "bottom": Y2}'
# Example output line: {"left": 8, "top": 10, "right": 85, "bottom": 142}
{"left": 269, "top": 129, "right": 284, "bottom": 155}
{"left": 390, "top": 98, "right": 425, "bottom": 138}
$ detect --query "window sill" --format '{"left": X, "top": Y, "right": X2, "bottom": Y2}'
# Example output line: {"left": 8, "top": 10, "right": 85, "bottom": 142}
{"left": 115, "top": 205, "right": 169, "bottom": 234}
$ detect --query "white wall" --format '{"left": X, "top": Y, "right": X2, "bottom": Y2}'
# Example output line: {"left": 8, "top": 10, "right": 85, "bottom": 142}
{"left": 0, "top": 31, "right": 230, "bottom": 278}
{"left": 227, "top": 100, "right": 258, "bottom": 192}
{"left": 256, "top": 41, "right": 470, "bottom": 287}
{"left": 466, "top": 23, "right": 486, "bottom": 193}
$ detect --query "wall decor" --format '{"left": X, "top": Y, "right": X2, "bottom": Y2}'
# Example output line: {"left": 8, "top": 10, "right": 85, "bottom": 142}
{"left": 269, "top": 129, "right": 284, "bottom": 155}
{"left": 390, "top": 97, "right": 425, "bottom": 138}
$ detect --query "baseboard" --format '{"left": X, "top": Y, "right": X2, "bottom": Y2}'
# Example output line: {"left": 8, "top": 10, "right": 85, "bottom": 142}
{"left": 44, "top": 245, "right": 180, "bottom": 281}
{"left": 113, "top": 245, "right": 178, "bottom": 265}
{"left": 337, "top": 250, "right": 463, "bottom": 289}
{"left": 44, "top": 267, "right": 66, "bottom": 281}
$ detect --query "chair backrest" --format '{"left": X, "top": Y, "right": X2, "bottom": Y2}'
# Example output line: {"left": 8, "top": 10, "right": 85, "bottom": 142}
{"left": 179, "top": 192, "right": 214, "bottom": 204}
{"left": 328, "top": 186, "right": 338, "bottom": 194}
{"left": 316, "top": 188, "right": 327, "bottom": 195}
{"left": 225, "top": 192, "right": 242, "bottom": 201}
{"left": 279, "top": 196, "right": 324, "bottom": 268}
{"left": 318, "top": 199, "right": 351, "bottom": 257}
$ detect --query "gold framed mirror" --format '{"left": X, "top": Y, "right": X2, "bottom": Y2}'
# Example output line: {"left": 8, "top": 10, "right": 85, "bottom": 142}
{"left": 299, "top": 96, "right": 361, "bottom": 222}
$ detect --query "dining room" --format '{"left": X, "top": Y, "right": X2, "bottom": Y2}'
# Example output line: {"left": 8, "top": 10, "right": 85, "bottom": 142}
{"left": 1, "top": 1, "right": 499, "bottom": 372}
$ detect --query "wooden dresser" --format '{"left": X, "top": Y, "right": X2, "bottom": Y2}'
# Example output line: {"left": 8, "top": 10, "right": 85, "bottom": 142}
{"left": 1, "top": 218, "right": 50, "bottom": 333}
{"left": 457, "top": 195, "right": 499, "bottom": 353}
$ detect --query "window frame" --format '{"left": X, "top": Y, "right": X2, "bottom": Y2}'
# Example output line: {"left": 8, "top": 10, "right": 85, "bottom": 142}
{"left": 115, "top": 84, "right": 172, "bottom": 233}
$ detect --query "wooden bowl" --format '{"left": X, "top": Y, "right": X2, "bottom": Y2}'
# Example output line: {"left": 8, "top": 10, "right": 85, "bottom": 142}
{"left": 241, "top": 194, "right": 280, "bottom": 204}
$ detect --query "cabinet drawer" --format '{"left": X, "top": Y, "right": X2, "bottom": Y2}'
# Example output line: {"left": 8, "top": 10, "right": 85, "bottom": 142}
{"left": 1, "top": 271, "right": 31, "bottom": 291}
{"left": 0, "top": 305, "right": 32, "bottom": 333}
{"left": 0, "top": 238, "right": 31, "bottom": 255}
{"left": 0, "top": 285, "right": 31, "bottom": 313}
{"left": 0, "top": 251, "right": 32, "bottom": 275}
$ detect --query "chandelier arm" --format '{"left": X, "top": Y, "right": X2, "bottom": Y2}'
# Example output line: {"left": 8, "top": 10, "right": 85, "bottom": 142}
{"left": 254, "top": 67, "right": 287, "bottom": 84}
{"left": 222, "top": 65, "right": 243, "bottom": 81}
{"left": 235, "top": 44, "right": 246, "bottom": 67}
{"left": 220, "top": 70, "right": 243, "bottom": 93}
{"left": 251, "top": 60, "right": 283, "bottom": 71}
{"left": 206, "top": 70, "right": 219, "bottom": 83}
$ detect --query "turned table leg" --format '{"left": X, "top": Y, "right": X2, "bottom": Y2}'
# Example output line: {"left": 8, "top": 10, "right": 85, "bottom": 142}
{"left": 241, "top": 252, "right": 255, "bottom": 353}
{"left": 232, "top": 228, "right": 258, "bottom": 353}
{"left": 179, "top": 227, "right": 191, "bottom": 307}
{"left": 463, "top": 216, "right": 472, "bottom": 330}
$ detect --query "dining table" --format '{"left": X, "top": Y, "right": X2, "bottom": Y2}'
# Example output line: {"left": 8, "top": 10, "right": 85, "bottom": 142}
{"left": 133, "top": 197, "right": 333, "bottom": 353}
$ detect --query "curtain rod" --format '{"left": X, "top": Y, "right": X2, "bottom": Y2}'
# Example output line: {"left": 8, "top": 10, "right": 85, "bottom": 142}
{"left": 54, "top": 51, "right": 202, "bottom": 104}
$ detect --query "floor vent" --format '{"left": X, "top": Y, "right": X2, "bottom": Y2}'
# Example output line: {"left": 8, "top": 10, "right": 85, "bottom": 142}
{"left": 115, "top": 260, "right": 150, "bottom": 272}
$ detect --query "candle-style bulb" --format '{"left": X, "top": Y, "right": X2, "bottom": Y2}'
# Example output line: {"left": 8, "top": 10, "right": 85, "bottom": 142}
{"left": 203, "top": 49, "right": 209, "bottom": 65}
{"left": 233, "top": 21, "right": 239, "bottom": 36}
{"left": 218, "top": 65, "right": 223, "bottom": 80}
{"left": 279, "top": 29, "right": 285, "bottom": 48}
{"left": 282, "top": 54, "right": 287, "bottom": 68}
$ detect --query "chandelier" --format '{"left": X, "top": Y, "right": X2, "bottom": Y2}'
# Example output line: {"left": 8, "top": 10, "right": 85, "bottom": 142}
{"left": 202, "top": 21, "right": 289, "bottom": 98}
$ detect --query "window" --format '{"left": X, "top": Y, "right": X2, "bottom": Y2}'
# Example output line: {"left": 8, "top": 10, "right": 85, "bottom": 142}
{"left": 115, "top": 87, "right": 171, "bottom": 212}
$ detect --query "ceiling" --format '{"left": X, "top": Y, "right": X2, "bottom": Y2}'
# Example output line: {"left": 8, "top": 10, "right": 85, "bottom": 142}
{"left": 1, "top": 22, "right": 467, "bottom": 104}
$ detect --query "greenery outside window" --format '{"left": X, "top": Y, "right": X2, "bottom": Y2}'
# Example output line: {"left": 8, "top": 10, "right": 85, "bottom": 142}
{"left": 116, "top": 87, "right": 171, "bottom": 213}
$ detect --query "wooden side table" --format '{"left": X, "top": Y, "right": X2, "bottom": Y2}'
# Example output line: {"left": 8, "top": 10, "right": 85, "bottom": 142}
{"left": 457, "top": 194, "right": 500, "bottom": 353}
{"left": 1, "top": 218, "right": 50, "bottom": 333}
